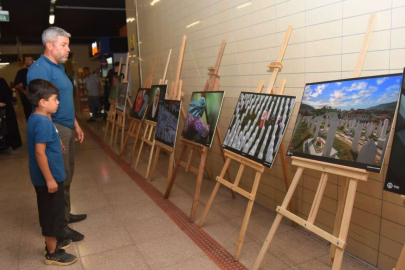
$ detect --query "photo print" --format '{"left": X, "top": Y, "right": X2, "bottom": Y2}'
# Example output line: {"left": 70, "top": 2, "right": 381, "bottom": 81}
{"left": 116, "top": 80, "right": 132, "bottom": 111}
{"left": 145, "top": 85, "right": 167, "bottom": 122}
{"left": 129, "top": 88, "right": 150, "bottom": 120}
{"left": 384, "top": 70, "right": 405, "bottom": 195}
{"left": 223, "top": 92, "right": 296, "bottom": 168}
{"left": 181, "top": 91, "right": 225, "bottom": 147}
{"left": 287, "top": 73, "right": 403, "bottom": 173}
{"left": 155, "top": 100, "right": 182, "bottom": 148}
{"left": 108, "top": 74, "right": 123, "bottom": 101}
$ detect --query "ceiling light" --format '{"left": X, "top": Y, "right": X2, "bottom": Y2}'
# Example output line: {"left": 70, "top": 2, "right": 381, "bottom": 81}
{"left": 186, "top": 21, "right": 200, "bottom": 28}
{"left": 138, "top": 41, "right": 142, "bottom": 44}
{"left": 49, "top": 14, "right": 55, "bottom": 24}
{"left": 150, "top": 0, "right": 161, "bottom": 6}
{"left": 126, "top": 17, "right": 135, "bottom": 23}
{"left": 51, "top": 0, "right": 56, "bottom": 3}
{"left": 0, "top": 62, "right": 10, "bottom": 65}
{"left": 237, "top": 2, "right": 252, "bottom": 9}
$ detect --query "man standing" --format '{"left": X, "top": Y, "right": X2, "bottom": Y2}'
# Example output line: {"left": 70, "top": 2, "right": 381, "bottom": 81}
{"left": 83, "top": 67, "right": 102, "bottom": 122}
{"left": 27, "top": 27, "right": 86, "bottom": 242}
{"left": 14, "top": 55, "right": 34, "bottom": 121}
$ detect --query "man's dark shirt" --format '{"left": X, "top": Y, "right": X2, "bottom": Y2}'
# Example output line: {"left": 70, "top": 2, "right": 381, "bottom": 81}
{"left": 14, "top": 68, "right": 28, "bottom": 90}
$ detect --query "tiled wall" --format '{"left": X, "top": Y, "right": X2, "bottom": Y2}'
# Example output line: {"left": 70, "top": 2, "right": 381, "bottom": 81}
{"left": 125, "top": 0, "right": 405, "bottom": 269}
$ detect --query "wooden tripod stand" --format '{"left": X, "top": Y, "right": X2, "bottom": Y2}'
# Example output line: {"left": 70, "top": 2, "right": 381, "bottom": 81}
{"left": 198, "top": 26, "right": 293, "bottom": 261}
{"left": 104, "top": 57, "right": 123, "bottom": 145}
{"left": 119, "top": 58, "right": 159, "bottom": 158}
{"left": 253, "top": 14, "right": 377, "bottom": 270}
{"left": 136, "top": 39, "right": 184, "bottom": 179}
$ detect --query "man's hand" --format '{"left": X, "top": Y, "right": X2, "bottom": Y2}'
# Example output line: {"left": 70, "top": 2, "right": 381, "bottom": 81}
{"left": 60, "top": 140, "right": 66, "bottom": 153}
{"left": 75, "top": 124, "right": 84, "bottom": 143}
{"left": 0, "top": 102, "right": 6, "bottom": 107}
{"left": 47, "top": 179, "right": 58, "bottom": 193}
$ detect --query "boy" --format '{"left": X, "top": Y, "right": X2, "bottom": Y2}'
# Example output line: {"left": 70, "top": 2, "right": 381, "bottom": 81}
{"left": 26, "top": 79, "right": 76, "bottom": 266}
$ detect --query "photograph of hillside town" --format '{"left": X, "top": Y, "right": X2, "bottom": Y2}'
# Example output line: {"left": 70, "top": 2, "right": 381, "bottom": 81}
{"left": 287, "top": 74, "right": 403, "bottom": 172}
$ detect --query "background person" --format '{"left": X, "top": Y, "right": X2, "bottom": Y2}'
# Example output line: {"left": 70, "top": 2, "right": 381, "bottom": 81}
{"left": 14, "top": 55, "right": 35, "bottom": 121}
{"left": 83, "top": 67, "right": 102, "bottom": 122}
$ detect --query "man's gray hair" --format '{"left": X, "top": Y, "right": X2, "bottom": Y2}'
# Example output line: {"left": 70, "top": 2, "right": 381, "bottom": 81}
{"left": 42, "top": 27, "right": 71, "bottom": 46}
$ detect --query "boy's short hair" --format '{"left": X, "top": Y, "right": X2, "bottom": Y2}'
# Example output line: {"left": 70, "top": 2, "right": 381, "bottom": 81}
{"left": 27, "top": 79, "right": 59, "bottom": 107}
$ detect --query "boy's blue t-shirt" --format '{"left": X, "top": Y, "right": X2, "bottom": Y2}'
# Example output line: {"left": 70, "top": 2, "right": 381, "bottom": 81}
{"left": 27, "top": 55, "right": 75, "bottom": 129}
{"left": 27, "top": 114, "right": 66, "bottom": 186}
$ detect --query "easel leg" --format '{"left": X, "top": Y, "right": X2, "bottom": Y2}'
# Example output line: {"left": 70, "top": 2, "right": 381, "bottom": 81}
{"left": 234, "top": 171, "right": 262, "bottom": 261}
{"left": 132, "top": 122, "right": 142, "bottom": 156}
{"left": 164, "top": 145, "right": 188, "bottom": 199}
{"left": 329, "top": 177, "right": 349, "bottom": 266}
{"left": 120, "top": 120, "right": 133, "bottom": 156}
{"left": 146, "top": 140, "right": 155, "bottom": 179}
{"left": 114, "top": 116, "right": 120, "bottom": 148}
{"left": 110, "top": 115, "right": 115, "bottom": 146}
{"left": 168, "top": 151, "right": 175, "bottom": 182}
{"left": 104, "top": 120, "right": 110, "bottom": 142}
{"left": 150, "top": 146, "right": 160, "bottom": 181}
{"left": 135, "top": 125, "right": 149, "bottom": 169}
{"left": 190, "top": 148, "right": 208, "bottom": 223}
{"left": 216, "top": 128, "right": 235, "bottom": 198}
{"left": 252, "top": 167, "right": 304, "bottom": 270}
{"left": 186, "top": 148, "right": 195, "bottom": 173}
{"left": 331, "top": 178, "right": 358, "bottom": 270}
{"left": 199, "top": 157, "right": 231, "bottom": 227}
{"left": 279, "top": 144, "right": 296, "bottom": 226}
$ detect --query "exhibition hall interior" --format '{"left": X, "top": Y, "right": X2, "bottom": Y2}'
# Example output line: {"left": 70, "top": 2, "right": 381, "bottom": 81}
{"left": 1, "top": 0, "right": 405, "bottom": 269}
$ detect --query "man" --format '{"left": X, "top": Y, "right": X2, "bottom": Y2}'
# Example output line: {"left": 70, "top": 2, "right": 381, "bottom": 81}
{"left": 83, "top": 67, "right": 102, "bottom": 122}
{"left": 27, "top": 27, "right": 86, "bottom": 242}
{"left": 14, "top": 55, "right": 34, "bottom": 121}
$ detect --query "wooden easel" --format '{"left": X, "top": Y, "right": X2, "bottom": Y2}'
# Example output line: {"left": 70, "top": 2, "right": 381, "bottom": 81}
{"left": 119, "top": 58, "right": 159, "bottom": 157}
{"left": 394, "top": 196, "right": 405, "bottom": 270}
{"left": 252, "top": 15, "right": 377, "bottom": 270}
{"left": 104, "top": 57, "right": 123, "bottom": 145}
{"left": 135, "top": 46, "right": 178, "bottom": 178}
{"left": 164, "top": 39, "right": 237, "bottom": 223}
{"left": 197, "top": 26, "right": 293, "bottom": 261}
{"left": 113, "top": 53, "right": 130, "bottom": 152}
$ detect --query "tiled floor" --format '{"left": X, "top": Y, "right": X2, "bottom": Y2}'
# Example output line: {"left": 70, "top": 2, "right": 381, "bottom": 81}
{"left": 0, "top": 104, "right": 376, "bottom": 270}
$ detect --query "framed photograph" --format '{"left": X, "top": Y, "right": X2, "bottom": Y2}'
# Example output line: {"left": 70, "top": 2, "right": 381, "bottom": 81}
{"left": 223, "top": 93, "right": 296, "bottom": 168}
{"left": 129, "top": 88, "right": 150, "bottom": 121}
{"left": 181, "top": 91, "right": 225, "bottom": 147}
{"left": 145, "top": 85, "right": 167, "bottom": 122}
{"left": 287, "top": 73, "right": 403, "bottom": 173}
{"left": 384, "top": 70, "right": 405, "bottom": 195}
{"left": 155, "top": 100, "right": 182, "bottom": 148}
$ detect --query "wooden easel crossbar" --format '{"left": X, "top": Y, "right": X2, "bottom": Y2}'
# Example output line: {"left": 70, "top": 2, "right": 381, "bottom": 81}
{"left": 252, "top": 14, "right": 377, "bottom": 270}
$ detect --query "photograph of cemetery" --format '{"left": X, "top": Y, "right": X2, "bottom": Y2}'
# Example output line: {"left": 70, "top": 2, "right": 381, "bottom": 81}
{"left": 287, "top": 74, "right": 403, "bottom": 173}
{"left": 155, "top": 100, "right": 181, "bottom": 148}
{"left": 223, "top": 92, "right": 296, "bottom": 168}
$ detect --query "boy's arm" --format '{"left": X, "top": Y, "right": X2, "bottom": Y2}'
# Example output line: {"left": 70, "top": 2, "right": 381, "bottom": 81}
{"left": 35, "top": 143, "right": 58, "bottom": 193}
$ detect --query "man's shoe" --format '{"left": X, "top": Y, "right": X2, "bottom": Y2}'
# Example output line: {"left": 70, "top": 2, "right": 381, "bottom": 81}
{"left": 61, "top": 226, "right": 84, "bottom": 242}
{"left": 44, "top": 239, "right": 73, "bottom": 255}
{"left": 45, "top": 249, "right": 77, "bottom": 266}
{"left": 69, "top": 214, "right": 87, "bottom": 224}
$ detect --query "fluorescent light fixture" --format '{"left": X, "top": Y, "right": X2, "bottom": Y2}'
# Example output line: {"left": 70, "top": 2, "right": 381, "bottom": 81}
{"left": 138, "top": 41, "right": 142, "bottom": 44}
{"left": 186, "top": 21, "right": 200, "bottom": 28}
{"left": 49, "top": 14, "right": 55, "bottom": 24}
{"left": 150, "top": 0, "right": 161, "bottom": 6}
{"left": 0, "top": 62, "right": 10, "bottom": 65}
{"left": 51, "top": 0, "right": 56, "bottom": 3}
{"left": 237, "top": 2, "right": 252, "bottom": 9}
{"left": 126, "top": 17, "right": 135, "bottom": 23}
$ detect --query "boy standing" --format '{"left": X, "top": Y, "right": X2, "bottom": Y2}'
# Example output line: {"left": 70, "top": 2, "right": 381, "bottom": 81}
{"left": 26, "top": 79, "right": 76, "bottom": 266}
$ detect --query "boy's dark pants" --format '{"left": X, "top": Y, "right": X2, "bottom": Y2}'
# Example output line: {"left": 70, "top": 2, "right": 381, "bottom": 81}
{"left": 35, "top": 182, "right": 65, "bottom": 237}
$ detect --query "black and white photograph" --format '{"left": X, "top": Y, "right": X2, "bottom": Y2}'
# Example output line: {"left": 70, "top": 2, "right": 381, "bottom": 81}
{"left": 222, "top": 92, "right": 296, "bottom": 168}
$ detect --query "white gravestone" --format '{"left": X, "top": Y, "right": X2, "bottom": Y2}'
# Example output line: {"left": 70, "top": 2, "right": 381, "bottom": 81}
{"left": 322, "top": 115, "right": 339, "bottom": 157}
{"left": 351, "top": 123, "right": 363, "bottom": 152}
{"left": 356, "top": 139, "right": 377, "bottom": 164}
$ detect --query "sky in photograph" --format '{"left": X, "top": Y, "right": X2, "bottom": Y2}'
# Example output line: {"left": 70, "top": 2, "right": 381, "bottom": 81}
{"left": 303, "top": 75, "right": 403, "bottom": 110}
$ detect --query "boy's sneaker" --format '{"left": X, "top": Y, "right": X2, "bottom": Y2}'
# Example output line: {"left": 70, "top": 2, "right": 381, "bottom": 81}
{"left": 45, "top": 249, "right": 77, "bottom": 266}
{"left": 44, "top": 239, "right": 73, "bottom": 255}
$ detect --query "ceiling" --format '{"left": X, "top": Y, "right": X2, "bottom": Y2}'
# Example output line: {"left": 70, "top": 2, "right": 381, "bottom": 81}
{"left": 0, "top": 0, "right": 126, "bottom": 44}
